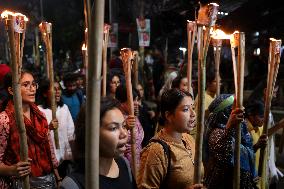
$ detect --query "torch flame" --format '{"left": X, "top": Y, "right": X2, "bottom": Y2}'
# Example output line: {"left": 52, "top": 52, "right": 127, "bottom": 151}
{"left": 1, "top": 10, "right": 28, "bottom": 21}
{"left": 211, "top": 29, "right": 230, "bottom": 39}
{"left": 82, "top": 43, "right": 87, "bottom": 51}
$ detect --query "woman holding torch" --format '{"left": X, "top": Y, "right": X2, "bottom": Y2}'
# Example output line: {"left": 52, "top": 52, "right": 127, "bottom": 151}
{"left": 0, "top": 71, "right": 60, "bottom": 188}
{"left": 203, "top": 94, "right": 258, "bottom": 189}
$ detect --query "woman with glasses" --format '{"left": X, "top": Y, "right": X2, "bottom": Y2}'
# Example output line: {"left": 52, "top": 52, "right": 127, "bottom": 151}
{"left": 37, "top": 78, "right": 75, "bottom": 181}
{"left": 0, "top": 71, "right": 60, "bottom": 189}
{"left": 107, "top": 73, "right": 121, "bottom": 99}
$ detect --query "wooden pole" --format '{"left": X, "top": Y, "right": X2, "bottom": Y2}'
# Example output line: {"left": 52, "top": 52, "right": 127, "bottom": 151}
{"left": 102, "top": 24, "right": 110, "bottom": 97}
{"left": 193, "top": 3, "right": 219, "bottom": 184}
{"left": 86, "top": 0, "right": 105, "bottom": 187}
{"left": 133, "top": 51, "right": 139, "bottom": 88}
{"left": 230, "top": 31, "right": 246, "bottom": 189}
{"left": 121, "top": 48, "right": 137, "bottom": 178}
{"left": 39, "top": 22, "right": 60, "bottom": 149}
{"left": 2, "top": 11, "right": 30, "bottom": 189}
{"left": 187, "top": 21, "right": 197, "bottom": 95}
{"left": 212, "top": 38, "right": 222, "bottom": 96}
{"left": 258, "top": 39, "right": 281, "bottom": 188}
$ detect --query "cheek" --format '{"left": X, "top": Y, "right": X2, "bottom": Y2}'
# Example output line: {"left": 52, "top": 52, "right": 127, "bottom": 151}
{"left": 99, "top": 131, "right": 119, "bottom": 155}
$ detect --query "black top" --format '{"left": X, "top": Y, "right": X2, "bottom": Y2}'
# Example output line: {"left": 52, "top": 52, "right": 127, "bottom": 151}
{"left": 100, "top": 157, "right": 137, "bottom": 189}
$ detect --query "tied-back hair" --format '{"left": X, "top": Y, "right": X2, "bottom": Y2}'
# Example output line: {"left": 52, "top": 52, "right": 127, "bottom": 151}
{"left": 115, "top": 84, "right": 140, "bottom": 103}
{"left": 1, "top": 70, "right": 35, "bottom": 110}
{"left": 159, "top": 88, "right": 192, "bottom": 126}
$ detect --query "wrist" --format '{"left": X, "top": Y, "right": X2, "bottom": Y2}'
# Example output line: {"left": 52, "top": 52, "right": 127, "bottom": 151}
{"left": 56, "top": 177, "right": 63, "bottom": 182}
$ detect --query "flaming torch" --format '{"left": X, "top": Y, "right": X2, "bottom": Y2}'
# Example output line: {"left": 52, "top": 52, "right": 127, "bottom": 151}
{"left": 187, "top": 20, "right": 197, "bottom": 95}
{"left": 1, "top": 10, "right": 30, "bottom": 189}
{"left": 120, "top": 48, "right": 137, "bottom": 178}
{"left": 102, "top": 24, "right": 110, "bottom": 97}
{"left": 258, "top": 38, "right": 281, "bottom": 188}
{"left": 39, "top": 22, "right": 60, "bottom": 149}
{"left": 211, "top": 29, "right": 230, "bottom": 96}
{"left": 230, "top": 31, "right": 245, "bottom": 189}
{"left": 194, "top": 2, "right": 219, "bottom": 184}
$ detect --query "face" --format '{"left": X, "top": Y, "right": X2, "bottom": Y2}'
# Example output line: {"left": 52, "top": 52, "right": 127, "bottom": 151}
{"left": 47, "top": 82, "right": 61, "bottom": 103}
{"left": 20, "top": 73, "right": 37, "bottom": 104}
{"left": 179, "top": 77, "right": 188, "bottom": 92}
{"left": 110, "top": 75, "right": 120, "bottom": 94}
{"left": 168, "top": 96, "right": 196, "bottom": 133}
{"left": 76, "top": 77, "right": 84, "bottom": 88}
{"left": 207, "top": 78, "right": 219, "bottom": 94}
{"left": 65, "top": 81, "right": 77, "bottom": 94}
{"left": 136, "top": 84, "right": 144, "bottom": 99}
{"left": 100, "top": 108, "right": 128, "bottom": 158}
{"left": 249, "top": 115, "right": 264, "bottom": 128}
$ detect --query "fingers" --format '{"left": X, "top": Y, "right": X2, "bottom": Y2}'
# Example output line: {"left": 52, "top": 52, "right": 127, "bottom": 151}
{"left": 16, "top": 161, "right": 31, "bottom": 177}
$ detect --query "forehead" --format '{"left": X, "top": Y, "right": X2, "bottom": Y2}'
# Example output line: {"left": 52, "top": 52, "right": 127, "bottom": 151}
{"left": 102, "top": 108, "right": 124, "bottom": 125}
{"left": 177, "top": 96, "right": 193, "bottom": 107}
{"left": 21, "top": 73, "right": 34, "bottom": 81}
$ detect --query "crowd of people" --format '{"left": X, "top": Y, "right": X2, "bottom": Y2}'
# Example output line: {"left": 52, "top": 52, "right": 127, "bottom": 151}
{"left": 0, "top": 48, "right": 284, "bottom": 189}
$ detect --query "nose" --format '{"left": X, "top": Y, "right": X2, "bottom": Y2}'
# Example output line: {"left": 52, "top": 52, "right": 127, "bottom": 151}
{"left": 190, "top": 107, "right": 196, "bottom": 118}
{"left": 119, "top": 126, "right": 128, "bottom": 139}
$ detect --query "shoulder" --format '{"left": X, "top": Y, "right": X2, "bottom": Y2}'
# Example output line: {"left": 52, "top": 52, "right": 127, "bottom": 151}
{"left": 141, "top": 139, "right": 168, "bottom": 165}
{"left": 182, "top": 133, "right": 195, "bottom": 146}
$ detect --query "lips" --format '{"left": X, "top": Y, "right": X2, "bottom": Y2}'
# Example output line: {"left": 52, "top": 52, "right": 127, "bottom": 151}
{"left": 117, "top": 143, "right": 127, "bottom": 152}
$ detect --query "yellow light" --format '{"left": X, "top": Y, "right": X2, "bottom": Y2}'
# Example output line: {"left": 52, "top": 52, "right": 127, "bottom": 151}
{"left": 1, "top": 10, "right": 28, "bottom": 21}
{"left": 211, "top": 29, "right": 231, "bottom": 39}
{"left": 82, "top": 43, "right": 87, "bottom": 51}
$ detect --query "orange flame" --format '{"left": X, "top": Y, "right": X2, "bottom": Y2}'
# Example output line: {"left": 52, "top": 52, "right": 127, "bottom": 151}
{"left": 211, "top": 29, "right": 230, "bottom": 39}
{"left": 1, "top": 10, "right": 28, "bottom": 21}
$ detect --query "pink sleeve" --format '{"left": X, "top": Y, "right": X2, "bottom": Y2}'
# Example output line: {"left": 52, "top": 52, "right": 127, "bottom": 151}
{"left": 0, "top": 112, "right": 10, "bottom": 163}
{"left": 48, "top": 132, "right": 59, "bottom": 168}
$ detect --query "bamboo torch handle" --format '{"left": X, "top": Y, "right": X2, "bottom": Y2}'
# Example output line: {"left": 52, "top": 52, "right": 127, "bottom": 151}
{"left": 121, "top": 48, "right": 137, "bottom": 178}
{"left": 258, "top": 39, "right": 281, "bottom": 180}
{"left": 102, "top": 24, "right": 110, "bottom": 97}
{"left": 3, "top": 12, "right": 30, "bottom": 189}
{"left": 187, "top": 21, "right": 196, "bottom": 95}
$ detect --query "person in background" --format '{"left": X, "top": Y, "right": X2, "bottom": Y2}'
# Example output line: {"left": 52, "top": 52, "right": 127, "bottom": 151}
{"left": 0, "top": 71, "right": 60, "bottom": 188}
{"left": 136, "top": 83, "right": 156, "bottom": 147}
{"left": 61, "top": 72, "right": 85, "bottom": 121}
{"left": 60, "top": 98, "right": 137, "bottom": 189}
{"left": 115, "top": 85, "right": 144, "bottom": 171}
{"left": 203, "top": 94, "right": 258, "bottom": 189}
{"left": 171, "top": 74, "right": 189, "bottom": 92}
{"left": 37, "top": 78, "right": 75, "bottom": 179}
{"left": 138, "top": 89, "right": 204, "bottom": 189}
{"left": 107, "top": 73, "right": 121, "bottom": 99}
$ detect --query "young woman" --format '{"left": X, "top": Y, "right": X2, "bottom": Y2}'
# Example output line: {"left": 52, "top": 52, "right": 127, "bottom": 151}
{"left": 203, "top": 94, "right": 258, "bottom": 189}
{"left": 107, "top": 73, "right": 121, "bottom": 99}
{"left": 37, "top": 79, "right": 75, "bottom": 179}
{"left": 138, "top": 88, "right": 203, "bottom": 189}
{"left": 60, "top": 97, "right": 137, "bottom": 189}
{"left": 0, "top": 71, "right": 60, "bottom": 188}
{"left": 115, "top": 85, "right": 144, "bottom": 170}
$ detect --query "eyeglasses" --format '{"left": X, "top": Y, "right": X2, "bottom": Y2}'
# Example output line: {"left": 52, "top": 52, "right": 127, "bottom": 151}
{"left": 21, "top": 81, "right": 38, "bottom": 90}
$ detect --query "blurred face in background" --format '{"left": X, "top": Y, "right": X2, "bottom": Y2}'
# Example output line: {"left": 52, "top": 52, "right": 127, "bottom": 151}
{"left": 110, "top": 75, "right": 120, "bottom": 94}
{"left": 65, "top": 81, "right": 77, "bottom": 94}
{"left": 136, "top": 84, "right": 144, "bottom": 99}
{"left": 47, "top": 82, "right": 62, "bottom": 103}
{"left": 179, "top": 77, "right": 188, "bottom": 92}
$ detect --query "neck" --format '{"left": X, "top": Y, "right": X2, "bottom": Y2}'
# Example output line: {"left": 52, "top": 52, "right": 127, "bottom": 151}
{"left": 163, "top": 124, "right": 182, "bottom": 141}
{"left": 99, "top": 157, "right": 118, "bottom": 177}
{"left": 22, "top": 103, "right": 30, "bottom": 114}
{"left": 206, "top": 90, "right": 215, "bottom": 98}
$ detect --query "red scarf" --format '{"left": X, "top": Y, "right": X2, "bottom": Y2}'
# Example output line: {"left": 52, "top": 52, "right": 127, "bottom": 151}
{"left": 4, "top": 101, "right": 53, "bottom": 177}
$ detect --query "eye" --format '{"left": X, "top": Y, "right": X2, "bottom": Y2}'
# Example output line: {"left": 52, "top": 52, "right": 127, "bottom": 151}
{"left": 183, "top": 107, "right": 189, "bottom": 112}
{"left": 108, "top": 124, "right": 118, "bottom": 131}
{"left": 22, "top": 83, "right": 29, "bottom": 88}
